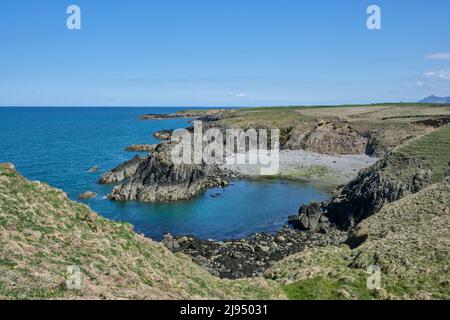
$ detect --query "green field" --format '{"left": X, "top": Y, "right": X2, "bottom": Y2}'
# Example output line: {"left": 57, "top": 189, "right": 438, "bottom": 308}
{"left": 387, "top": 123, "right": 450, "bottom": 183}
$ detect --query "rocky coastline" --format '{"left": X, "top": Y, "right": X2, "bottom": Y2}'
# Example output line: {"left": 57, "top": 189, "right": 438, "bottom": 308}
{"left": 162, "top": 226, "right": 347, "bottom": 279}
{"left": 138, "top": 113, "right": 193, "bottom": 120}
{"left": 98, "top": 109, "right": 450, "bottom": 280}
{"left": 98, "top": 110, "right": 380, "bottom": 278}
{"left": 124, "top": 144, "right": 157, "bottom": 152}
{"left": 99, "top": 155, "right": 146, "bottom": 184}
{"left": 107, "top": 142, "right": 235, "bottom": 202}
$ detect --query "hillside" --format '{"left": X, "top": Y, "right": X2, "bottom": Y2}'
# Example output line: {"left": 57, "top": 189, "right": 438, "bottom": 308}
{"left": 181, "top": 103, "right": 450, "bottom": 156}
{"left": 420, "top": 95, "right": 450, "bottom": 104}
{"left": 265, "top": 177, "right": 450, "bottom": 300}
{"left": 0, "top": 164, "right": 284, "bottom": 299}
{"left": 325, "top": 123, "right": 450, "bottom": 228}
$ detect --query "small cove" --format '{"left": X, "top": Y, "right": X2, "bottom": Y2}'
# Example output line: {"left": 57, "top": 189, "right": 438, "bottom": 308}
{"left": 0, "top": 107, "right": 331, "bottom": 240}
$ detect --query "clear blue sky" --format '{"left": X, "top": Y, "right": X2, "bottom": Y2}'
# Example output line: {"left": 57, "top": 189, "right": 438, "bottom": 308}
{"left": 1, "top": 0, "right": 449, "bottom": 106}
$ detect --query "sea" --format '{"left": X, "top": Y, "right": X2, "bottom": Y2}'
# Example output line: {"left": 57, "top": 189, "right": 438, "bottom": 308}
{"left": 0, "top": 107, "right": 330, "bottom": 240}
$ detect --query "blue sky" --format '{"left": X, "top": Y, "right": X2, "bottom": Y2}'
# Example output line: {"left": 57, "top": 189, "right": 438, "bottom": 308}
{"left": 0, "top": 0, "right": 449, "bottom": 106}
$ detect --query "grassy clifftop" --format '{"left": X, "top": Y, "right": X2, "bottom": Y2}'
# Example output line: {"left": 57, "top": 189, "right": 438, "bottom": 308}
{"left": 0, "top": 164, "right": 284, "bottom": 300}
{"left": 385, "top": 123, "right": 450, "bottom": 183}
{"left": 184, "top": 104, "right": 450, "bottom": 156}
{"left": 266, "top": 177, "right": 450, "bottom": 300}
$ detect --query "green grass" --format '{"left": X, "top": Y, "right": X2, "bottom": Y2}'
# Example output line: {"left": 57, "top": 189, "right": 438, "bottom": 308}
{"left": 386, "top": 123, "right": 450, "bottom": 182}
{"left": 284, "top": 273, "right": 377, "bottom": 300}
{"left": 266, "top": 177, "right": 450, "bottom": 300}
{"left": 238, "top": 103, "right": 444, "bottom": 111}
{"left": 0, "top": 166, "right": 285, "bottom": 300}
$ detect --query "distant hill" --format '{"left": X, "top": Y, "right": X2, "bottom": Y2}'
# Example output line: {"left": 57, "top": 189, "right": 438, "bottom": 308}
{"left": 420, "top": 95, "right": 450, "bottom": 103}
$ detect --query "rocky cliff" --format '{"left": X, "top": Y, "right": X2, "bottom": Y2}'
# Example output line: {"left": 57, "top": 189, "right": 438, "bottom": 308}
{"left": 323, "top": 123, "right": 450, "bottom": 229}
{"left": 108, "top": 143, "right": 231, "bottom": 202}
{"left": 266, "top": 177, "right": 450, "bottom": 299}
{"left": 99, "top": 155, "right": 146, "bottom": 184}
{"left": 325, "top": 157, "right": 431, "bottom": 229}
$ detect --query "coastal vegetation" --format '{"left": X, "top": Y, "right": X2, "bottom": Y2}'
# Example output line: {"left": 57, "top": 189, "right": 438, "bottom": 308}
{"left": 0, "top": 164, "right": 283, "bottom": 299}
{"left": 266, "top": 177, "right": 450, "bottom": 299}
{"left": 1, "top": 103, "right": 449, "bottom": 299}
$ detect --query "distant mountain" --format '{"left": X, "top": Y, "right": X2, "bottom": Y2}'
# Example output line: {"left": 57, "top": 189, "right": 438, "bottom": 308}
{"left": 419, "top": 95, "right": 450, "bottom": 103}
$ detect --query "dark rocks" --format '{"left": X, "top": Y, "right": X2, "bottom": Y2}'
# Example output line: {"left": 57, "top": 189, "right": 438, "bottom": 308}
{"left": 139, "top": 113, "right": 191, "bottom": 120}
{"left": 125, "top": 144, "right": 157, "bottom": 152}
{"left": 162, "top": 227, "right": 347, "bottom": 279}
{"left": 324, "top": 154, "right": 434, "bottom": 230}
{"left": 287, "top": 215, "right": 301, "bottom": 228}
{"left": 365, "top": 133, "right": 388, "bottom": 157}
{"left": 153, "top": 129, "right": 174, "bottom": 141}
{"left": 298, "top": 202, "right": 326, "bottom": 231}
{"left": 289, "top": 202, "right": 329, "bottom": 231}
{"left": 99, "top": 155, "right": 146, "bottom": 184}
{"left": 325, "top": 160, "right": 408, "bottom": 229}
{"left": 412, "top": 169, "right": 432, "bottom": 192}
{"left": 210, "top": 193, "right": 222, "bottom": 198}
{"left": 108, "top": 143, "right": 232, "bottom": 202}
{"left": 413, "top": 116, "right": 450, "bottom": 128}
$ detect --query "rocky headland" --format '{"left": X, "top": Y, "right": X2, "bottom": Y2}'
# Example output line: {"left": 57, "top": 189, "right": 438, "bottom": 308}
{"left": 124, "top": 144, "right": 157, "bottom": 152}
{"left": 99, "top": 155, "right": 146, "bottom": 184}
{"left": 153, "top": 129, "right": 174, "bottom": 141}
{"left": 1, "top": 104, "right": 450, "bottom": 299}
{"left": 107, "top": 142, "right": 234, "bottom": 202}
{"left": 99, "top": 106, "right": 450, "bottom": 284}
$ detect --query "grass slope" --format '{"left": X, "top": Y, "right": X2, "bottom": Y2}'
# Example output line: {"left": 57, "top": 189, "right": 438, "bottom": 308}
{"left": 0, "top": 165, "right": 284, "bottom": 300}
{"left": 183, "top": 104, "right": 450, "bottom": 154}
{"left": 266, "top": 178, "right": 450, "bottom": 300}
{"left": 385, "top": 123, "right": 450, "bottom": 183}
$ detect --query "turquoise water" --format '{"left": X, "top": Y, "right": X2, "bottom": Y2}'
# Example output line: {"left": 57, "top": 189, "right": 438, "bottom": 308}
{"left": 0, "top": 107, "right": 330, "bottom": 240}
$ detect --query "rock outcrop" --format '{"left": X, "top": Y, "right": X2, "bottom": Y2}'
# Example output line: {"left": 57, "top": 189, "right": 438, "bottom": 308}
{"left": 78, "top": 191, "right": 97, "bottom": 199}
{"left": 108, "top": 143, "right": 230, "bottom": 202}
{"left": 266, "top": 178, "right": 450, "bottom": 299}
{"left": 297, "top": 202, "right": 328, "bottom": 231}
{"left": 125, "top": 144, "right": 157, "bottom": 152}
{"left": 324, "top": 155, "right": 433, "bottom": 230}
{"left": 139, "top": 113, "right": 191, "bottom": 120}
{"left": 99, "top": 155, "right": 146, "bottom": 184}
{"left": 164, "top": 227, "right": 347, "bottom": 279}
{"left": 323, "top": 123, "right": 450, "bottom": 229}
{"left": 153, "top": 129, "right": 174, "bottom": 141}
{"left": 300, "top": 122, "right": 367, "bottom": 155}
{"left": 282, "top": 122, "right": 368, "bottom": 155}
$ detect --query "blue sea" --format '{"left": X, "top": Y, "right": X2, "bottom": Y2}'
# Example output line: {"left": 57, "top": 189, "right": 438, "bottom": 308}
{"left": 0, "top": 107, "right": 330, "bottom": 240}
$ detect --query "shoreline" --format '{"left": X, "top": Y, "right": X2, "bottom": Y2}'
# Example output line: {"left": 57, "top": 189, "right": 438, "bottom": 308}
{"left": 221, "top": 149, "right": 378, "bottom": 186}
{"left": 97, "top": 110, "right": 380, "bottom": 278}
